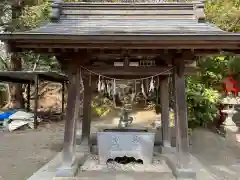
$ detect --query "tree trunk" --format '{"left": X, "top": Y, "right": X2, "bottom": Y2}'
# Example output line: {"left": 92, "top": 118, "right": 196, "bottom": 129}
{"left": 7, "top": 53, "right": 24, "bottom": 109}
{"left": 5, "top": 0, "right": 24, "bottom": 109}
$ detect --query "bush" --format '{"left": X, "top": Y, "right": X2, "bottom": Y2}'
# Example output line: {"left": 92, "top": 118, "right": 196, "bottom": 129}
{"left": 186, "top": 77, "right": 221, "bottom": 128}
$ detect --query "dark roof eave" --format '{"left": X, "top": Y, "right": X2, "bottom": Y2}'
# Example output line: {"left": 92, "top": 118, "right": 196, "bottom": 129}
{"left": 1, "top": 32, "right": 240, "bottom": 42}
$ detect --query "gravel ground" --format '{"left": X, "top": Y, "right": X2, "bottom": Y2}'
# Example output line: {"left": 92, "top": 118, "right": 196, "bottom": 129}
{"left": 0, "top": 110, "right": 159, "bottom": 180}
{"left": 1, "top": 110, "right": 240, "bottom": 180}
{"left": 0, "top": 121, "right": 65, "bottom": 180}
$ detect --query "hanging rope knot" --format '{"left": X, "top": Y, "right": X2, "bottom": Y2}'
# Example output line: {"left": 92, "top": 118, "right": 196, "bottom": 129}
{"left": 100, "top": 80, "right": 105, "bottom": 92}
{"left": 113, "top": 79, "right": 116, "bottom": 95}
{"left": 131, "top": 80, "right": 137, "bottom": 104}
{"left": 141, "top": 80, "right": 147, "bottom": 99}
{"left": 106, "top": 80, "right": 111, "bottom": 96}
{"left": 97, "top": 75, "right": 101, "bottom": 92}
{"left": 149, "top": 76, "right": 155, "bottom": 93}
{"left": 80, "top": 68, "right": 84, "bottom": 90}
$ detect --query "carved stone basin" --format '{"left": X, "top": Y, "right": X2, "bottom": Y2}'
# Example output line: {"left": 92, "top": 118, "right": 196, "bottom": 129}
{"left": 97, "top": 128, "right": 155, "bottom": 165}
{"left": 103, "top": 128, "right": 147, "bottom": 132}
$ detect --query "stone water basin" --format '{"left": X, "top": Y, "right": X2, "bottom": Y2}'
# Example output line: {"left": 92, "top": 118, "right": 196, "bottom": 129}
{"left": 97, "top": 128, "right": 155, "bottom": 165}
{"left": 103, "top": 128, "right": 148, "bottom": 132}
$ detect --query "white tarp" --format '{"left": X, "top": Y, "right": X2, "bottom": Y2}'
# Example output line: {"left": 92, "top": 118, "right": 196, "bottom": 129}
{"left": 8, "top": 120, "right": 29, "bottom": 132}
{"left": 9, "top": 111, "right": 34, "bottom": 120}
{"left": 7, "top": 111, "right": 41, "bottom": 131}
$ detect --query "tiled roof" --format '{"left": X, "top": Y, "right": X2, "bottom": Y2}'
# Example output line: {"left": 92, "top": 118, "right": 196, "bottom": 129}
{"left": 0, "top": 1, "right": 240, "bottom": 45}
{"left": 28, "top": 1, "right": 217, "bottom": 35}
{"left": 28, "top": 19, "right": 224, "bottom": 35}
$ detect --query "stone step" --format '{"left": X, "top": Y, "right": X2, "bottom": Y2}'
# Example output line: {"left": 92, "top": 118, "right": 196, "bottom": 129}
{"left": 54, "top": 171, "right": 175, "bottom": 180}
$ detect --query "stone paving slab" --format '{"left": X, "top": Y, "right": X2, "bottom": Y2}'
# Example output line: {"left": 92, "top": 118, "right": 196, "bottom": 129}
{"left": 191, "top": 129, "right": 240, "bottom": 180}
{"left": 161, "top": 153, "right": 216, "bottom": 180}
{"left": 54, "top": 171, "right": 176, "bottom": 180}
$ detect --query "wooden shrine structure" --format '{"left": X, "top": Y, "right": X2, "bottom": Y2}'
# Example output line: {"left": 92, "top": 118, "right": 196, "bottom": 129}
{"left": 0, "top": 0, "right": 240, "bottom": 178}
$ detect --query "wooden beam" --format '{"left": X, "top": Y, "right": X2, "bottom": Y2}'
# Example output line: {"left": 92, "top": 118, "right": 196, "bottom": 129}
{"left": 83, "top": 66, "right": 197, "bottom": 76}
{"left": 15, "top": 43, "right": 239, "bottom": 50}
{"left": 13, "top": 39, "right": 240, "bottom": 45}
{"left": 12, "top": 44, "right": 237, "bottom": 56}
{"left": 17, "top": 47, "right": 237, "bottom": 56}
{"left": 223, "top": 49, "right": 240, "bottom": 54}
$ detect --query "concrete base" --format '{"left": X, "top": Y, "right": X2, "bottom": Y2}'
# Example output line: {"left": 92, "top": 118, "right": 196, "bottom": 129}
{"left": 160, "top": 146, "right": 176, "bottom": 154}
{"left": 54, "top": 151, "right": 175, "bottom": 180}
{"left": 56, "top": 162, "right": 79, "bottom": 177}
{"left": 162, "top": 153, "right": 196, "bottom": 179}
{"left": 27, "top": 148, "right": 216, "bottom": 180}
{"left": 56, "top": 152, "right": 88, "bottom": 177}
{"left": 76, "top": 144, "right": 90, "bottom": 154}
{"left": 27, "top": 151, "right": 89, "bottom": 180}
{"left": 53, "top": 171, "right": 176, "bottom": 180}
{"left": 161, "top": 153, "right": 217, "bottom": 180}
{"left": 174, "top": 168, "right": 196, "bottom": 179}
{"left": 90, "top": 144, "right": 98, "bottom": 154}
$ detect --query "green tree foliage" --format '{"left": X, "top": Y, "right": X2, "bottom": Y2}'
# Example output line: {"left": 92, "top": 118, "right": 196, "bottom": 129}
{"left": 0, "top": 0, "right": 60, "bottom": 108}
{"left": 0, "top": 0, "right": 57, "bottom": 71}
{"left": 186, "top": 0, "right": 240, "bottom": 128}
{"left": 186, "top": 76, "right": 220, "bottom": 128}
{"left": 205, "top": 0, "right": 240, "bottom": 32}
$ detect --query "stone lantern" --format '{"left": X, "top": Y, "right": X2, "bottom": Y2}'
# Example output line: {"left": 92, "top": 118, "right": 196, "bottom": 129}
{"left": 221, "top": 95, "right": 239, "bottom": 134}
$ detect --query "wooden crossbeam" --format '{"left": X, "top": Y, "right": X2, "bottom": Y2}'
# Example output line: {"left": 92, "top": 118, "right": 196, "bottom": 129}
{"left": 83, "top": 66, "right": 197, "bottom": 76}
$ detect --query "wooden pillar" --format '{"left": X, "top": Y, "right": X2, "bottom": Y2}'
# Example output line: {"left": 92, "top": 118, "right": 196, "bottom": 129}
{"left": 27, "top": 83, "right": 31, "bottom": 112}
{"left": 61, "top": 81, "right": 65, "bottom": 120}
{"left": 59, "top": 67, "right": 83, "bottom": 173}
{"left": 160, "top": 76, "right": 171, "bottom": 147}
{"left": 33, "top": 75, "right": 39, "bottom": 129}
{"left": 82, "top": 74, "right": 92, "bottom": 145}
{"left": 172, "top": 63, "right": 190, "bottom": 168}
